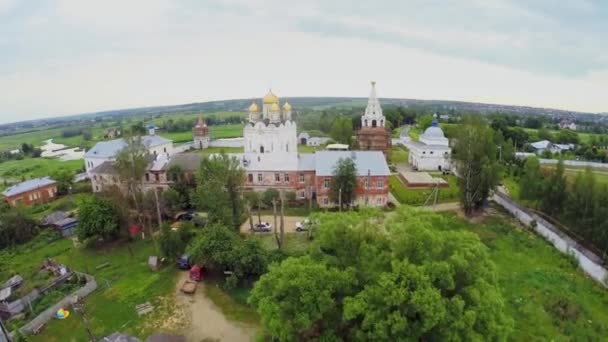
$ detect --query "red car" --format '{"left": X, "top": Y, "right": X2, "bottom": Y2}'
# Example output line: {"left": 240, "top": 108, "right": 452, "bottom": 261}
{"left": 189, "top": 265, "right": 204, "bottom": 281}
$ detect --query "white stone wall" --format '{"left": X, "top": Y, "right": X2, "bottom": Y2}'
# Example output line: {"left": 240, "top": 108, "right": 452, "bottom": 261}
{"left": 409, "top": 146, "right": 451, "bottom": 171}
{"left": 244, "top": 121, "right": 298, "bottom": 154}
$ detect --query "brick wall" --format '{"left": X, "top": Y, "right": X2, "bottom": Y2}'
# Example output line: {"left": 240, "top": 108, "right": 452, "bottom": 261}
{"left": 4, "top": 184, "right": 58, "bottom": 207}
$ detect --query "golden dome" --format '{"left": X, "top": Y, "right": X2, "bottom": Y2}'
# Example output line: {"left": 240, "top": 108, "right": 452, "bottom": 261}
{"left": 270, "top": 103, "right": 280, "bottom": 112}
{"left": 248, "top": 101, "right": 259, "bottom": 112}
{"left": 263, "top": 90, "right": 279, "bottom": 104}
{"left": 283, "top": 102, "right": 292, "bottom": 111}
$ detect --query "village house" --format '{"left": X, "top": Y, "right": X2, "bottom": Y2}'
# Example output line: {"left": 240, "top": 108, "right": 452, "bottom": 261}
{"left": 2, "top": 177, "right": 58, "bottom": 207}
{"left": 559, "top": 120, "right": 577, "bottom": 130}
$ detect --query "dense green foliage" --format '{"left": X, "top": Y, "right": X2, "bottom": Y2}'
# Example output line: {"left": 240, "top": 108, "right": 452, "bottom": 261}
{"left": 329, "top": 117, "right": 354, "bottom": 146}
{"left": 187, "top": 225, "right": 268, "bottom": 283}
{"left": 158, "top": 222, "right": 195, "bottom": 258}
{"left": 329, "top": 158, "right": 358, "bottom": 209}
{"left": 76, "top": 195, "right": 123, "bottom": 241}
{"left": 195, "top": 153, "right": 245, "bottom": 229}
{"left": 0, "top": 208, "right": 38, "bottom": 249}
{"left": 452, "top": 116, "right": 501, "bottom": 215}
{"left": 518, "top": 160, "right": 608, "bottom": 255}
{"left": 249, "top": 209, "right": 513, "bottom": 341}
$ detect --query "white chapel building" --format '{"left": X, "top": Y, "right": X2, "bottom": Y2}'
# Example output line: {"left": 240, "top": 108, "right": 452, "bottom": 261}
{"left": 408, "top": 117, "right": 451, "bottom": 171}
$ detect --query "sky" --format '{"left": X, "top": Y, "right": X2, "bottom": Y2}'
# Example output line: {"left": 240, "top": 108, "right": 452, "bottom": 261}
{"left": 0, "top": 0, "right": 607, "bottom": 124}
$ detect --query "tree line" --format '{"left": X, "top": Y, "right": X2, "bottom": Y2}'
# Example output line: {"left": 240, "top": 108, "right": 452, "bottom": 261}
{"left": 518, "top": 158, "right": 608, "bottom": 257}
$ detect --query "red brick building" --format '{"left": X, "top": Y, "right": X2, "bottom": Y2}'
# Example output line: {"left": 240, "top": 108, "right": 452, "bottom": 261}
{"left": 356, "top": 81, "right": 391, "bottom": 155}
{"left": 2, "top": 177, "right": 58, "bottom": 207}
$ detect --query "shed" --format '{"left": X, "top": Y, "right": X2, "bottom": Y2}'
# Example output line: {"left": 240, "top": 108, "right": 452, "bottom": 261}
{"left": 148, "top": 256, "right": 160, "bottom": 271}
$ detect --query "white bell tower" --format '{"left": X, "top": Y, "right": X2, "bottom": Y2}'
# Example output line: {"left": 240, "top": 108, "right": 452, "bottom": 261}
{"left": 361, "top": 81, "right": 385, "bottom": 128}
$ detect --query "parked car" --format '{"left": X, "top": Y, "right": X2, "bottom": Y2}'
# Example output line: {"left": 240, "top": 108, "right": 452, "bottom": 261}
{"left": 190, "top": 265, "right": 204, "bottom": 281}
{"left": 295, "top": 219, "right": 310, "bottom": 232}
{"left": 252, "top": 222, "right": 272, "bottom": 232}
{"left": 175, "top": 211, "right": 197, "bottom": 221}
{"left": 177, "top": 254, "right": 191, "bottom": 270}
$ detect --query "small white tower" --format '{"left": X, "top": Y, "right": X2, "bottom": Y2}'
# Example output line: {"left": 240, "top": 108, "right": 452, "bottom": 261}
{"left": 361, "top": 81, "right": 385, "bottom": 128}
{"left": 283, "top": 102, "right": 292, "bottom": 121}
{"left": 148, "top": 124, "right": 157, "bottom": 135}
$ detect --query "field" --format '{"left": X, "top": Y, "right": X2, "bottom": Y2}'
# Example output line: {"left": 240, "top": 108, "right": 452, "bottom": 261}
{"left": 0, "top": 158, "right": 83, "bottom": 181}
{"left": 456, "top": 211, "right": 608, "bottom": 340}
{"left": 0, "top": 234, "right": 178, "bottom": 341}
{"left": 0, "top": 128, "right": 65, "bottom": 150}
{"left": 389, "top": 174, "right": 459, "bottom": 205}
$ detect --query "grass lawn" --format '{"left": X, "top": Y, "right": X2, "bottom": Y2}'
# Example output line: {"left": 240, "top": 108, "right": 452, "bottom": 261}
{"left": 448, "top": 211, "right": 608, "bottom": 340}
{"left": 389, "top": 174, "right": 459, "bottom": 205}
{"left": 0, "top": 233, "right": 179, "bottom": 341}
{"left": 389, "top": 146, "right": 409, "bottom": 164}
{"left": 0, "top": 158, "right": 83, "bottom": 181}
{"left": 203, "top": 275, "right": 260, "bottom": 325}
{"left": 210, "top": 124, "right": 243, "bottom": 139}
{"left": 0, "top": 128, "right": 65, "bottom": 150}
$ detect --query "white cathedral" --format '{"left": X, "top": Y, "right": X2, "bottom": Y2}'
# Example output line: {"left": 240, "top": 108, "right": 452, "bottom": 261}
{"left": 408, "top": 116, "right": 452, "bottom": 171}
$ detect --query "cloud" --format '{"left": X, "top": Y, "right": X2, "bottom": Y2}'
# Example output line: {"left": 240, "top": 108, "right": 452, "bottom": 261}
{"left": 0, "top": 0, "right": 606, "bottom": 123}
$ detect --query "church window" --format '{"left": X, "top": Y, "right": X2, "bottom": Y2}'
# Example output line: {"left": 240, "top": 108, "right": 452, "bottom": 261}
{"left": 422, "top": 151, "right": 426, "bottom": 154}
{"left": 444, "top": 152, "right": 448, "bottom": 155}
{"left": 257, "top": 174, "right": 263, "bottom": 182}
{"left": 299, "top": 173, "right": 304, "bottom": 183}
{"left": 284, "top": 173, "right": 290, "bottom": 182}
{"left": 324, "top": 179, "right": 330, "bottom": 189}
{"left": 164, "top": 147, "right": 167, "bottom": 153}
{"left": 275, "top": 173, "right": 280, "bottom": 182}
{"left": 248, "top": 174, "right": 253, "bottom": 183}
{"left": 372, "top": 120, "right": 377, "bottom": 127}
{"left": 260, "top": 146, "right": 265, "bottom": 153}
{"left": 430, "top": 151, "right": 434, "bottom": 155}
{"left": 376, "top": 179, "right": 384, "bottom": 188}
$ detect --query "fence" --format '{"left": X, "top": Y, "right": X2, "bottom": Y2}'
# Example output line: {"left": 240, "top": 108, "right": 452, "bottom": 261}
{"left": 493, "top": 191, "right": 607, "bottom": 287}
{"left": 11, "top": 273, "right": 97, "bottom": 337}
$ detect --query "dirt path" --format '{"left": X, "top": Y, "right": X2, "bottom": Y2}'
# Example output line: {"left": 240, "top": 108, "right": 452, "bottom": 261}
{"left": 240, "top": 215, "right": 306, "bottom": 234}
{"left": 175, "top": 272, "right": 256, "bottom": 342}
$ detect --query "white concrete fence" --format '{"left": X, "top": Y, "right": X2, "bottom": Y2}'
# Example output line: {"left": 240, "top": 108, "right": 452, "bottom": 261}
{"left": 493, "top": 191, "right": 607, "bottom": 287}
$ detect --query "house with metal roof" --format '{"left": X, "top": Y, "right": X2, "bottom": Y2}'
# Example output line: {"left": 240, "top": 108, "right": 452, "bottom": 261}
{"left": 2, "top": 177, "right": 58, "bottom": 207}
{"left": 84, "top": 135, "right": 174, "bottom": 174}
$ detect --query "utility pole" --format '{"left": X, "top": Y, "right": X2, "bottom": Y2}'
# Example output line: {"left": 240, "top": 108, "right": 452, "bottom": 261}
{"left": 338, "top": 188, "right": 342, "bottom": 212}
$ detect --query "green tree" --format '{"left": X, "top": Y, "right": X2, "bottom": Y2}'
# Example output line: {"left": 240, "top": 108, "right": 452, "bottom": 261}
{"left": 262, "top": 188, "right": 280, "bottom": 207}
{"left": 76, "top": 195, "right": 123, "bottom": 241}
{"left": 187, "top": 225, "right": 238, "bottom": 270}
{"left": 417, "top": 114, "right": 434, "bottom": 130}
{"left": 538, "top": 128, "right": 554, "bottom": 142}
{"left": 540, "top": 159, "right": 567, "bottom": 216}
{"left": 329, "top": 158, "right": 358, "bottom": 209}
{"left": 452, "top": 116, "right": 501, "bottom": 215}
{"left": 159, "top": 222, "right": 194, "bottom": 258}
{"left": 330, "top": 117, "right": 354, "bottom": 145}
{"left": 196, "top": 153, "right": 245, "bottom": 229}
{"left": 52, "top": 169, "right": 74, "bottom": 196}
{"left": 232, "top": 239, "right": 269, "bottom": 280}
{"left": 565, "top": 167, "right": 596, "bottom": 230}
{"left": 249, "top": 257, "right": 353, "bottom": 341}
{"left": 0, "top": 208, "right": 38, "bottom": 249}
{"left": 519, "top": 157, "right": 543, "bottom": 201}
{"left": 114, "top": 137, "right": 149, "bottom": 214}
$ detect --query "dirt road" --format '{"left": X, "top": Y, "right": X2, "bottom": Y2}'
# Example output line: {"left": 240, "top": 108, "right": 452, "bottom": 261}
{"left": 175, "top": 272, "right": 256, "bottom": 342}
{"left": 240, "top": 215, "right": 306, "bottom": 234}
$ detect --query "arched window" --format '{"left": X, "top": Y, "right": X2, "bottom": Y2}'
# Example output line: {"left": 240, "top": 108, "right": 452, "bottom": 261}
{"left": 372, "top": 120, "right": 377, "bottom": 127}
{"left": 260, "top": 146, "right": 265, "bottom": 153}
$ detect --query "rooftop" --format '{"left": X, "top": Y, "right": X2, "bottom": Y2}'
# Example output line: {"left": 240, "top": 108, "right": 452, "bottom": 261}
{"left": 85, "top": 135, "right": 172, "bottom": 159}
{"left": 315, "top": 151, "right": 390, "bottom": 177}
{"left": 2, "top": 177, "right": 56, "bottom": 197}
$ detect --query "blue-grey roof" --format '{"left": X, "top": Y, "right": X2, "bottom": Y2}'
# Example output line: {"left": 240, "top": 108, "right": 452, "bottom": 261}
{"left": 85, "top": 135, "right": 172, "bottom": 159}
{"left": 314, "top": 151, "right": 390, "bottom": 177}
{"left": 2, "top": 177, "right": 56, "bottom": 197}
{"left": 298, "top": 154, "right": 316, "bottom": 171}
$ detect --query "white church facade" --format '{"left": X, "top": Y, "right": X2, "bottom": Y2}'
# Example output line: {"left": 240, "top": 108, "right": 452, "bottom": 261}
{"left": 408, "top": 117, "right": 451, "bottom": 171}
